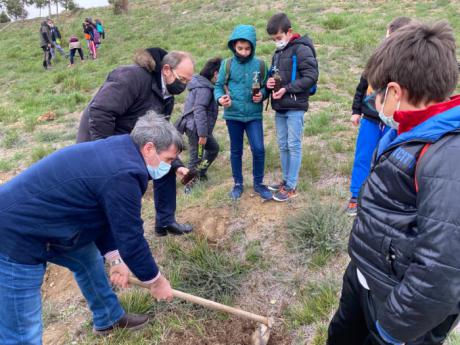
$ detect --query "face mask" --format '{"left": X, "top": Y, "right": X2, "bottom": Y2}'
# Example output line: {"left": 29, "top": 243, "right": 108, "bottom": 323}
{"left": 166, "top": 76, "right": 187, "bottom": 95}
{"left": 275, "top": 39, "right": 288, "bottom": 50}
{"left": 147, "top": 161, "right": 171, "bottom": 180}
{"left": 378, "top": 87, "right": 400, "bottom": 129}
{"left": 235, "top": 52, "right": 251, "bottom": 63}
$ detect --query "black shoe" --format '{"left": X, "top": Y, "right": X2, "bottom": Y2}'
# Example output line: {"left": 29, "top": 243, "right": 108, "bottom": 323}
{"left": 155, "top": 222, "right": 193, "bottom": 237}
{"left": 93, "top": 313, "right": 149, "bottom": 335}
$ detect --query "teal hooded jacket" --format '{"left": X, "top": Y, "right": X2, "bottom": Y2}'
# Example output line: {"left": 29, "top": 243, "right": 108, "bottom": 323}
{"left": 214, "top": 25, "right": 268, "bottom": 122}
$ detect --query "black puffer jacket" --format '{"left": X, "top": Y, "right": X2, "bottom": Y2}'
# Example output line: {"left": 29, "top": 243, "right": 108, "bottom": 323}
{"left": 76, "top": 48, "right": 174, "bottom": 143}
{"left": 351, "top": 75, "right": 381, "bottom": 123}
{"left": 175, "top": 74, "right": 218, "bottom": 137}
{"left": 269, "top": 34, "right": 319, "bottom": 112}
{"left": 349, "top": 96, "right": 460, "bottom": 342}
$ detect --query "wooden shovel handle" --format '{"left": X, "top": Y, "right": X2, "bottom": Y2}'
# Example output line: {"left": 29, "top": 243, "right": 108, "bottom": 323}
{"left": 128, "top": 277, "right": 269, "bottom": 326}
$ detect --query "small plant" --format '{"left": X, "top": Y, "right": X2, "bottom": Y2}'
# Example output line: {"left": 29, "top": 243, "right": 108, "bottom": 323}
{"left": 286, "top": 279, "right": 339, "bottom": 327}
{"left": 30, "top": 146, "right": 55, "bottom": 163}
{"left": 322, "top": 14, "right": 348, "bottom": 30}
{"left": 164, "top": 237, "right": 248, "bottom": 302}
{"left": 288, "top": 204, "right": 349, "bottom": 262}
{"left": 2, "top": 129, "right": 19, "bottom": 148}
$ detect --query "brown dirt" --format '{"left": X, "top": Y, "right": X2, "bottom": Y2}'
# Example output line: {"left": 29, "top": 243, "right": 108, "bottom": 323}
{"left": 163, "top": 317, "right": 291, "bottom": 345}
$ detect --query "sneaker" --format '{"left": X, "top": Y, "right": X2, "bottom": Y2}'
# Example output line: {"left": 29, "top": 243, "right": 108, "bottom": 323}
{"left": 268, "top": 180, "right": 285, "bottom": 192}
{"left": 229, "top": 183, "right": 243, "bottom": 200}
{"left": 346, "top": 198, "right": 358, "bottom": 217}
{"left": 254, "top": 184, "right": 273, "bottom": 201}
{"left": 93, "top": 313, "right": 149, "bottom": 335}
{"left": 273, "top": 187, "right": 298, "bottom": 202}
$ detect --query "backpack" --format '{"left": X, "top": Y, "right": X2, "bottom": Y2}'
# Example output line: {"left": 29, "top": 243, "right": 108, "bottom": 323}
{"left": 224, "top": 57, "right": 266, "bottom": 86}
{"left": 291, "top": 43, "right": 318, "bottom": 96}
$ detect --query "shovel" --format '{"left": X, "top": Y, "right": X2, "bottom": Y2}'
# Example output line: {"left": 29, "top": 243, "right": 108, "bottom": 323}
{"left": 128, "top": 277, "right": 274, "bottom": 345}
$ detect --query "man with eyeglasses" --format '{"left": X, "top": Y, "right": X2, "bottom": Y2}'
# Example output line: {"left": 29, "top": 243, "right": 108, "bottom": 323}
{"left": 77, "top": 48, "right": 195, "bottom": 238}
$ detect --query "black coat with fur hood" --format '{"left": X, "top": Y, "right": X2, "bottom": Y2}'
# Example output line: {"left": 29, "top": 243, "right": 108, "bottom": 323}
{"left": 76, "top": 48, "right": 174, "bottom": 143}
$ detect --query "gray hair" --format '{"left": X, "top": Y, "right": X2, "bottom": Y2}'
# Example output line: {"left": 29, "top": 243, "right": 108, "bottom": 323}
{"left": 161, "top": 51, "right": 195, "bottom": 69}
{"left": 130, "top": 111, "right": 184, "bottom": 153}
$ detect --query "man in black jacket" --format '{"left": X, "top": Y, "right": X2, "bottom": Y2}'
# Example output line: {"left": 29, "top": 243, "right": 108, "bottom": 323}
{"left": 265, "top": 13, "right": 319, "bottom": 202}
{"left": 39, "top": 20, "right": 52, "bottom": 69}
{"left": 327, "top": 21, "right": 460, "bottom": 345}
{"left": 77, "top": 48, "right": 195, "bottom": 236}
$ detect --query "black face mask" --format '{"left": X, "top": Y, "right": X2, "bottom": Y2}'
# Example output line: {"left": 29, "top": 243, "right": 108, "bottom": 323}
{"left": 166, "top": 78, "right": 187, "bottom": 95}
{"left": 235, "top": 53, "right": 251, "bottom": 63}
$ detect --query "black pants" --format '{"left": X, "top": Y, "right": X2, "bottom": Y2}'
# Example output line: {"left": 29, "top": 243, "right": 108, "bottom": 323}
{"left": 69, "top": 48, "right": 84, "bottom": 64}
{"left": 41, "top": 46, "right": 52, "bottom": 69}
{"left": 327, "top": 262, "right": 458, "bottom": 345}
{"left": 186, "top": 130, "right": 219, "bottom": 176}
{"left": 153, "top": 168, "right": 177, "bottom": 227}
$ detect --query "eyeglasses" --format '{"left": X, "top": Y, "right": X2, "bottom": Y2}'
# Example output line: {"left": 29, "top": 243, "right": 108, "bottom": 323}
{"left": 172, "top": 69, "right": 190, "bottom": 84}
{"left": 364, "top": 88, "right": 386, "bottom": 112}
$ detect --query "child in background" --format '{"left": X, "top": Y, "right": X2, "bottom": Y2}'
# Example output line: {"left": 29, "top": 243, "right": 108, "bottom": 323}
{"left": 68, "top": 36, "right": 84, "bottom": 67}
{"left": 175, "top": 57, "right": 222, "bottom": 191}
{"left": 95, "top": 19, "right": 105, "bottom": 40}
{"left": 346, "top": 16, "right": 412, "bottom": 216}
{"left": 214, "top": 25, "right": 272, "bottom": 201}
{"left": 83, "top": 21, "right": 97, "bottom": 59}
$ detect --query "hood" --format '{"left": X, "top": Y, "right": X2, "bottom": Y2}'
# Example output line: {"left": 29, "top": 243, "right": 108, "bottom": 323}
{"left": 133, "top": 47, "right": 168, "bottom": 73}
{"left": 289, "top": 33, "right": 316, "bottom": 57}
{"left": 227, "top": 25, "right": 257, "bottom": 61}
{"left": 377, "top": 95, "right": 460, "bottom": 157}
{"left": 187, "top": 74, "right": 214, "bottom": 91}
{"left": 41, "top": 21, "right": 48, "bottom": 28}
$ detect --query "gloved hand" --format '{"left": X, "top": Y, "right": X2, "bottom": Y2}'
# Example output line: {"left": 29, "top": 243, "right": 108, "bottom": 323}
{"left": 375, "top": 321, "right": 404, "bottom": 345}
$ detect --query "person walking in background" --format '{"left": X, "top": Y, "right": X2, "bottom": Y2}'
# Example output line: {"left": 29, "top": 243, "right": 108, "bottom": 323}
{"left": 96, "top": 18, "right": 105, "bottom": 40}
{"left": 39, "top": 20, "right": 53, "bottom": 70}
{"left": 47, "top": 18, "right": 68, "bottom": 60}
{"left": 83, "top": 21, "right": 97, "bottom": 59}
{"left": 68, "top": 35, "right": 84, "bottom": 67}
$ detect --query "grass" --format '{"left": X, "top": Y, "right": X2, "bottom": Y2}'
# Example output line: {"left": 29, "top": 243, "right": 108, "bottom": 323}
{"left": 288, "top": 204, "right": 349, "bottom": 266}
{"left": 163, "top": 236, "right": 249, "bottom": 303}
{"left": 2, "top": 0, "right": 460, "bottom": 344}
{"left": 286, "top": 278, "right": 339, "bottom": 327}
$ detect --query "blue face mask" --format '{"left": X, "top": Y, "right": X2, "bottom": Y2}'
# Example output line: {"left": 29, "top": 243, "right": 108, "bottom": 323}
{"left": 147, "top": 160, "right": 171, "bottom": 180}
{"left": 378, "top": 87, "right": 400, "bottom": 130}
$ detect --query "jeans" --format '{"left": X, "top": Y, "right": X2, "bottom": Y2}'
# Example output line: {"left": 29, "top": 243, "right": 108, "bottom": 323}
{"left": 0, "top": 243, "right": 124, "bottom": 345}
{"left": 350, "top": 118, "right": 390, "bottom": 198}
{"left": 69, "top": 48, "right": 84, "bottom": 64}
{"left": 327, "top": 262, "right": 458, "bottom": 345}
{"left": 226, "top": 119, "right": 265, "bottom": 185}
{"left": 275, "top": 110, "right": 305, "bottom": 189}
{"left": 186, "top": 130, "right": 219, "bottom": 175}
{"left": 50, "top": 41, "right": 66, "bottom": 59}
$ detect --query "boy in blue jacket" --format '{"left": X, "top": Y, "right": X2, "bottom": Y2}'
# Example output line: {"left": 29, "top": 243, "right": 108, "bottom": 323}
{"left": 214, "top": 24, "right": 272, "bottom": 201}
{"left": 346, "top": 16, "right": 412, "bottom": 216}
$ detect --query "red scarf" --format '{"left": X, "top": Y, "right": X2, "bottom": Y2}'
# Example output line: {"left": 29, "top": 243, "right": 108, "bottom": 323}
{"left": 394, "top": 95, "right": 460, "bottom": 135}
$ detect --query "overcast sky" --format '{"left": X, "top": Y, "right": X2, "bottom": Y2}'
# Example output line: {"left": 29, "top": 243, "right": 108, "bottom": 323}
{"left": 26, "top": 0, "right": 109, "bottom": 19}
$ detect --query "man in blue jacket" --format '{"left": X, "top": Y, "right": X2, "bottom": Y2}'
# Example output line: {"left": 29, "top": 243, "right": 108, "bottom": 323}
{"left": 0, "top": 113, "right": 179, "bottom": 344}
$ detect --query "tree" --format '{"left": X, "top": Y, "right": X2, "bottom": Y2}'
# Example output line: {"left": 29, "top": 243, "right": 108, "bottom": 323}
{"left": 35, "top": 0, "right": 47, "bottom": 17}
{"left": 108, "top": 0, "right": 127, "bottom": 15}
{"left": 4, "top": 0, "right": 27, "bottom": 20}
{"left": 0, "top": 10, "right": 10, "bottom": 22}
{"left": 59, "top": 0, "right": 75, "bottom": 11}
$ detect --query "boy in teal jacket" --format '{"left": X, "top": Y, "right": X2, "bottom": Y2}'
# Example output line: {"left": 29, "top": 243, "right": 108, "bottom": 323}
{"left": 214, "top": 24, "right": 272, "bottom": 200}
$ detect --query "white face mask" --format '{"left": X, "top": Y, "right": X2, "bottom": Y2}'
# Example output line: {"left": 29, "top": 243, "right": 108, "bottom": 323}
{"left": 378, "top": 87, "right": 400, "bottom": 130}
{"left": 275, "top": 39, "right": 288, "bottom": 50}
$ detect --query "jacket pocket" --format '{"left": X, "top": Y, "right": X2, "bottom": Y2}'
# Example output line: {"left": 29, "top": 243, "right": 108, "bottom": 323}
{"left": 47, "top": 231, "right": 82, "bottom": 253}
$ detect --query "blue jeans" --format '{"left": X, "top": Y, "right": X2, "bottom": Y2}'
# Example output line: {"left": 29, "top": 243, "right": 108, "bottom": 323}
{"left": 350, "top": 118, "right": 390, "bottom": 198}
{"left": 226, "top": 119, "right": 265, "bottom": 185}
{"left": 275, "top": 110, "right": 305, "bottom": 189}
{"left": 0, "top": 243, "right": 124, "bottom": 345}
